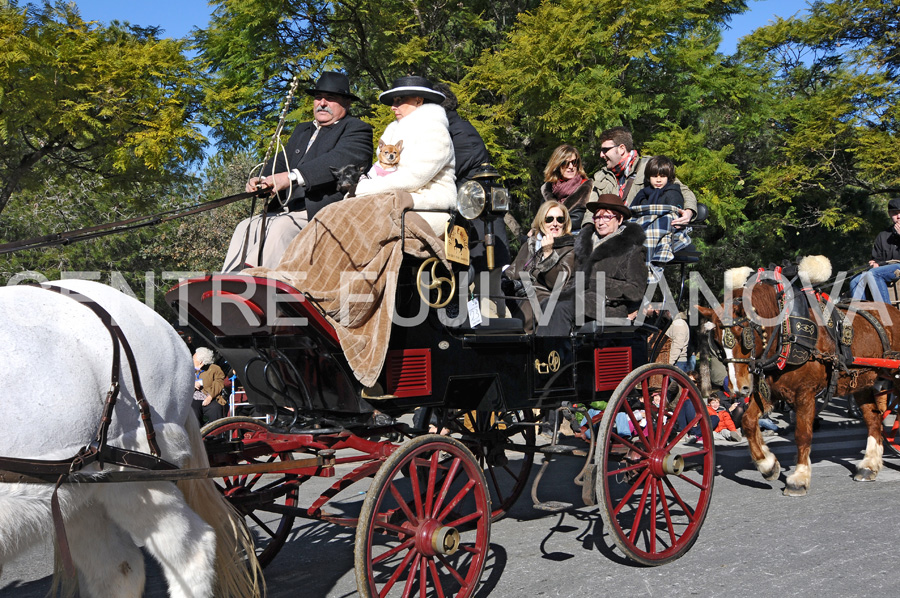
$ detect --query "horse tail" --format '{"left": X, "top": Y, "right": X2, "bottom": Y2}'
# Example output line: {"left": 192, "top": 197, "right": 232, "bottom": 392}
{"left": 177, "top": 415, "right": 264, "bottom": 598}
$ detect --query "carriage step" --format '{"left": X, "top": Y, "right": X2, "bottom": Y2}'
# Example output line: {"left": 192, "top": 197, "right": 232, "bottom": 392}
{"left": 540, "top": 444, "right": 587, "bottom": 457}
{"left": 533, "top": 500, "right": 573, "bottom": 512}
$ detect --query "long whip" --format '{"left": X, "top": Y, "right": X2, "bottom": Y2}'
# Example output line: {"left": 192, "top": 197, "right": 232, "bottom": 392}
{"left": 238, "top": 73, "right": 301, "bottom": 268}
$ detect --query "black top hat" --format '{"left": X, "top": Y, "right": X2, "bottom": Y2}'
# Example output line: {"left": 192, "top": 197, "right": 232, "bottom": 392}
{"left": 888, "top": 198, "right": 900, "bottom": 212}
{"left": 306, "top": 72, "right": 360, "bottom": 102}
{"left": 585, "top": 193, "right": 632, "bottom": 219}
{"left": 379, "top": 76, "right": 446, "bottom": 106}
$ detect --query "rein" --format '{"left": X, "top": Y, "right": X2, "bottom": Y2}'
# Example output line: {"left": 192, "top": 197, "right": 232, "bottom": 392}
{"left": 0, "top": 190, "right": 260, "bottom": 255}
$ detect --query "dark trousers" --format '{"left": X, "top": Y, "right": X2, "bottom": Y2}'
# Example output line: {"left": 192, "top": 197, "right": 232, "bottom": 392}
{"left": 192, "top": 399, "right": 225, "bottom": 425}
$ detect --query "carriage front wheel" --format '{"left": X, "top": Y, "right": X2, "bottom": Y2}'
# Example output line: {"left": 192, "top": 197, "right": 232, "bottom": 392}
{"left": 595, "top": 364, "right": 714, "bottom": 565}
{"left": 354, "top": 435, "right": 491, "bottom": 598}
{"left": 201, "top": 416, "right": 299, "bottom": 568}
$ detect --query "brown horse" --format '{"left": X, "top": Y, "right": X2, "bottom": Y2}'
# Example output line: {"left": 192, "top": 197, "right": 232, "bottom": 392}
{"left": 697, "top": 257, "right": 900, "bottom": 496}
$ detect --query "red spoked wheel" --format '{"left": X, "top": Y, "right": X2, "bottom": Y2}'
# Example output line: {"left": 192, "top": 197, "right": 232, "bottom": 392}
{"left": 354, "top": 435, "right": 491, "bottom": 598}
{"left": 444, "top": 409, "right": 536, "bottom": 521}
{"left": 881, "top": 390, "right": 900, "bottom": 457}
{"left": 595, "top": 364, "right": 714, "bottom": 565}
{"left": 202, "top": 416, "right": 299, "bottom": 568}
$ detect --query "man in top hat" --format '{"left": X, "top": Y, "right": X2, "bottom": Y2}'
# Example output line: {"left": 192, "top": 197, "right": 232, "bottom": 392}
{"left": 223, "top": 71, "right": 373, "bottom": 271}
{"left": 537, "top": 194, "right": 647, "bottom": 335}
{"left": 849, "top": 197, "right": 900, "bottom": 302}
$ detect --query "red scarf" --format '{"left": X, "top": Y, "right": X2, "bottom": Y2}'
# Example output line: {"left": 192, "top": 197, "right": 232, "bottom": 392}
{"left": 551, "top": 177, "right": 586, "bottom": 202}
{"left": 610, "top": 150, "right": 638, "bottom": 198}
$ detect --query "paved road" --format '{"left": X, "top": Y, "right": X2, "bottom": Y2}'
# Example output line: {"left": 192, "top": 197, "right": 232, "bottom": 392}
{"left": 3, "top": 407, "right": 898, "bottom": 598}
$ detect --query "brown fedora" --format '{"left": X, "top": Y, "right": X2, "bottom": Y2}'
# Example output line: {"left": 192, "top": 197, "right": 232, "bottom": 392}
{"left": 586, "top": 193, "right": 632, "bottom": 219}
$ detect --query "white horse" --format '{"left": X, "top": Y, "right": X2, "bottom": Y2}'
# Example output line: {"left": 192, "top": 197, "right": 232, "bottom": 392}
{"left": 0, "top": 280, "right": 261, "bottom": 597}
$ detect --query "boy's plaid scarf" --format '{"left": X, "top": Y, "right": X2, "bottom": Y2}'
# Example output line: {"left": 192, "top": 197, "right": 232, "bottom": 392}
{"left": 629, "top": 204, "right": 692, "bottom": 264}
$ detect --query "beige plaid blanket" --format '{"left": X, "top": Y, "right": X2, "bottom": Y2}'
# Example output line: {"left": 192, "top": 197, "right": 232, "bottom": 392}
{"left": 244, "top": 191, "right": 447, "bottom": 388}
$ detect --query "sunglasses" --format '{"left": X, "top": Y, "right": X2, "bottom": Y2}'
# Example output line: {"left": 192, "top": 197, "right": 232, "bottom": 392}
{"left": 593, "top": 213, "right": 618, "bottom": 221}
{"left": 599, "top": 145, "right": 618, "bottom": 154}
{"left": 544, "top": 215, "right": 566, "bottom": 224}
{"left": 561, "top": 159, "right": 579, "bottom": 168}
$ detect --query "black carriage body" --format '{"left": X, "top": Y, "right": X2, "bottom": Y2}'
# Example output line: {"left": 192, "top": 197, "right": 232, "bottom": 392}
{"left": 167, "top": 265, "right": 651, "bottom": 419}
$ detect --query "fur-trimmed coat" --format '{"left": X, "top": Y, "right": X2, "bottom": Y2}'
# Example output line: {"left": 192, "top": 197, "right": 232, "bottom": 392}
{"left": 541, "top": 179, "right": 593, "bottom": 229}
{"left": 574, "top": 221, "right": 647, "bottom": 319}
{"left": 505, "top": 233, "right": 576, "bottom": 332}
{"left": 355, "top": 103, "right": 456, "bottom": 236}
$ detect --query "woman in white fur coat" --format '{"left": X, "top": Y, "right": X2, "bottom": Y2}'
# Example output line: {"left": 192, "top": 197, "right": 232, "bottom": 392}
{"left": 354, "top": 76, "right": 456, "bottom": 237}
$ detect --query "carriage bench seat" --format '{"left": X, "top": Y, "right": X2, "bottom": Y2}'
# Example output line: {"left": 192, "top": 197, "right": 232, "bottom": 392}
{"left": 576, "top": 320, "right": 656, "bottom": 337}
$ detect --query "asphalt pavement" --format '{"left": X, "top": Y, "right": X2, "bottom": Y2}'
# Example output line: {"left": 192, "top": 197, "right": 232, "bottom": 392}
{"left": 2, "top": 398, "right": 898, "bottom": 598}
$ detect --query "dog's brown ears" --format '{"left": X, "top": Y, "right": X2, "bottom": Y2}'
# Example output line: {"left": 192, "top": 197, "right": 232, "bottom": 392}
{"left": 377, "top": 138, "right": 385, "bottom": 150}
{"left": 395, "top": 139, "right": 403, "bottom": 152}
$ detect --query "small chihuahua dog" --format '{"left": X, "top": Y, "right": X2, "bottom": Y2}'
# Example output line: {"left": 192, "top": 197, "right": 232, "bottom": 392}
{"left": 330, "top": 164, "right": 367, "bottom": 198}
{"left": 375, "top": 138, "right": 403, "bottom": 174}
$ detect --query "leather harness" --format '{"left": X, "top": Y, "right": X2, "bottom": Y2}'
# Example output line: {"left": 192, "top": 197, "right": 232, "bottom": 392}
{"left": 710, "top": 266, "right": 900, "bottom": 402}
{"left": 0, "top": 284, "right": 178, "bottom": 576}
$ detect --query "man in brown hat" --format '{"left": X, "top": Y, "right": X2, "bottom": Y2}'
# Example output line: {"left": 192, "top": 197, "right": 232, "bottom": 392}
{"left": 223, "top": 71, "right": 373, "bottom": 271}
{"left": 537, "top": 194, "right": 647, "bottom": 335}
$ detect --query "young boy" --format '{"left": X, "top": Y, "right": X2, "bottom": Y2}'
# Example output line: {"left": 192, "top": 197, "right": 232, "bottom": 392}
{"left": 631, "top": 155, "right": 684, "bottom": 209}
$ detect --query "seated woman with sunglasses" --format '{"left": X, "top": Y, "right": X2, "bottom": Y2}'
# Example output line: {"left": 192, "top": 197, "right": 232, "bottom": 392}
{"left": 540, "top": 144, "right": 592, "bottom": 228}
{"left": 537, "top": 194, "right": 647, "bottom": 335}
{"left": 501, "top": 201, "right": 576, "bottom": 333}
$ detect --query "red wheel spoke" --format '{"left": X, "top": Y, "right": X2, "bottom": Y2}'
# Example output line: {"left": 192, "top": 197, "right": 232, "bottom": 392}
{"left": 657, "top": 477, "right": 677, "bottom": 546}
{"left": 425, "top": 451, "right": 440, "bottom": 518}
{"left": 427, "top": 558, "right": 446, "bottom": 598}
{"left": 628, "top": 476, "right": 653, "bottom": 543}
{"left": 389, "top": 481, "right": 419, "bottom": 526}
{"left": 436, "top": 479, "right": 476, "bottom": 522}
{"left": 401, "top": 554, "right": 421, "bottom": 598}
{"left": 445, "top": 510, "right": 483, "bottom": 529}
{"left": 377, "top": 542, "right": 417, "bottom": 597}
{"left": 674, "top": 470, "right": 709, "bottom": 491}
{"left": 432, "top": 456, "right": 462, "bottom": 519}
{"left": 648, "top": 477, "right": 658, "bottom": 554}
{"left": 662, "top": 476, "right": 698, "bottom": 521}
{"left": 419, "top": 554, "right": 428, "bottom": 598}
{"left": 435, "top": 553, "right": 468, "bottom": 587}
{"left": 620, "top": 402, "right": 652, "bottom": 452}
{"left": 371, "top": 537, "right": 415, "bottom": 565}
{"left": 610, "top": 469, "right": 650, "bottom": 516}
{"left": 372, "top": 518, "right": 414, "bottom": 538}
{"left": 408, "top": 458, "right": 425, "bottom": 520}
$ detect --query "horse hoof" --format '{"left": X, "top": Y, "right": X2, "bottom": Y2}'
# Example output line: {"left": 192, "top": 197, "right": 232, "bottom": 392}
{"left": 761, "top": 463, "right": 781, "bottom": 481}
{"left": 853, "top": 468, "right": 877, "bottom": 482}
{"left": 783, "top": 483, "right": 808, "bottom": 497}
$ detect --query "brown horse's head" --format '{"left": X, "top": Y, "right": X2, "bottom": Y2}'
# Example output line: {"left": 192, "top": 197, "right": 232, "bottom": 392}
{"left": 696, "top": 267, "right": 784, "bottom": 399}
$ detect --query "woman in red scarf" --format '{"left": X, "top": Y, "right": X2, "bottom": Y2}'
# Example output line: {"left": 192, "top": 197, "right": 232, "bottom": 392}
{"left": 540, "top": 144, "right": 592, "bottom": 228}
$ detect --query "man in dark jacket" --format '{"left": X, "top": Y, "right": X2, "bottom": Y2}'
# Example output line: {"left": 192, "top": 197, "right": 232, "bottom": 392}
{"left": 850, "top": 197, "right": 900, "bottom": 302}
{"left": 223, "top": 72, "right": 373, "bottom": 271}
{"left": 537, "top": 194, "right": 647, "bottom": 335}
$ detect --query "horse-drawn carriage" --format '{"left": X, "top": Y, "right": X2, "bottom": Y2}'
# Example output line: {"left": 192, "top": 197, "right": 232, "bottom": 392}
{"left": 161, "top": 172, "right": 715, "bottom": 596}
{"left": 0, "top": 172, "right": 714, "bottom": 598}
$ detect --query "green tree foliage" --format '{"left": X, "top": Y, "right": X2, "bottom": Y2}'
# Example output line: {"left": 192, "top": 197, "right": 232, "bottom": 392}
{"left": 460, "top": 0, "right": 750, "bottom": 227}
{"left": 718, "top": 0, "right": 900, "bottom": 274}
{"left": 196, "top": 0, "right": 540, "bottom": 151}
{"left": 0, "top": 1, "right": 206, "bottom": 217}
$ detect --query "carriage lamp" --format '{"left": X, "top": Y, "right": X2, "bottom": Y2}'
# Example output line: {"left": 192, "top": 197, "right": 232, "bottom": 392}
{"left": 456, "top": 163, "right": 509, "bottom": 270}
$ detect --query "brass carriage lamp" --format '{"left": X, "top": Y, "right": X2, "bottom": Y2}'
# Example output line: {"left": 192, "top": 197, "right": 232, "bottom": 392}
{"left": 456, "top": 163, "right": 509, "bottom": 270}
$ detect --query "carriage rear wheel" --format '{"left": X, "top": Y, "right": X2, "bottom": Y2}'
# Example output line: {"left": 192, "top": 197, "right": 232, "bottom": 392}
{"left": 354, "top": 435, "right": 491, "bottom": 598}
{"left": 881, "top": 390, "right": 900, "bottom": 457}
{"left": 443, "top": 409, "right": 536, "bottom": 521}
{"left": 595, "top": 364, "right": 714, "bottom": 565}
{"left": 201, "top": 416, "right": 299, "bottom": 568}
